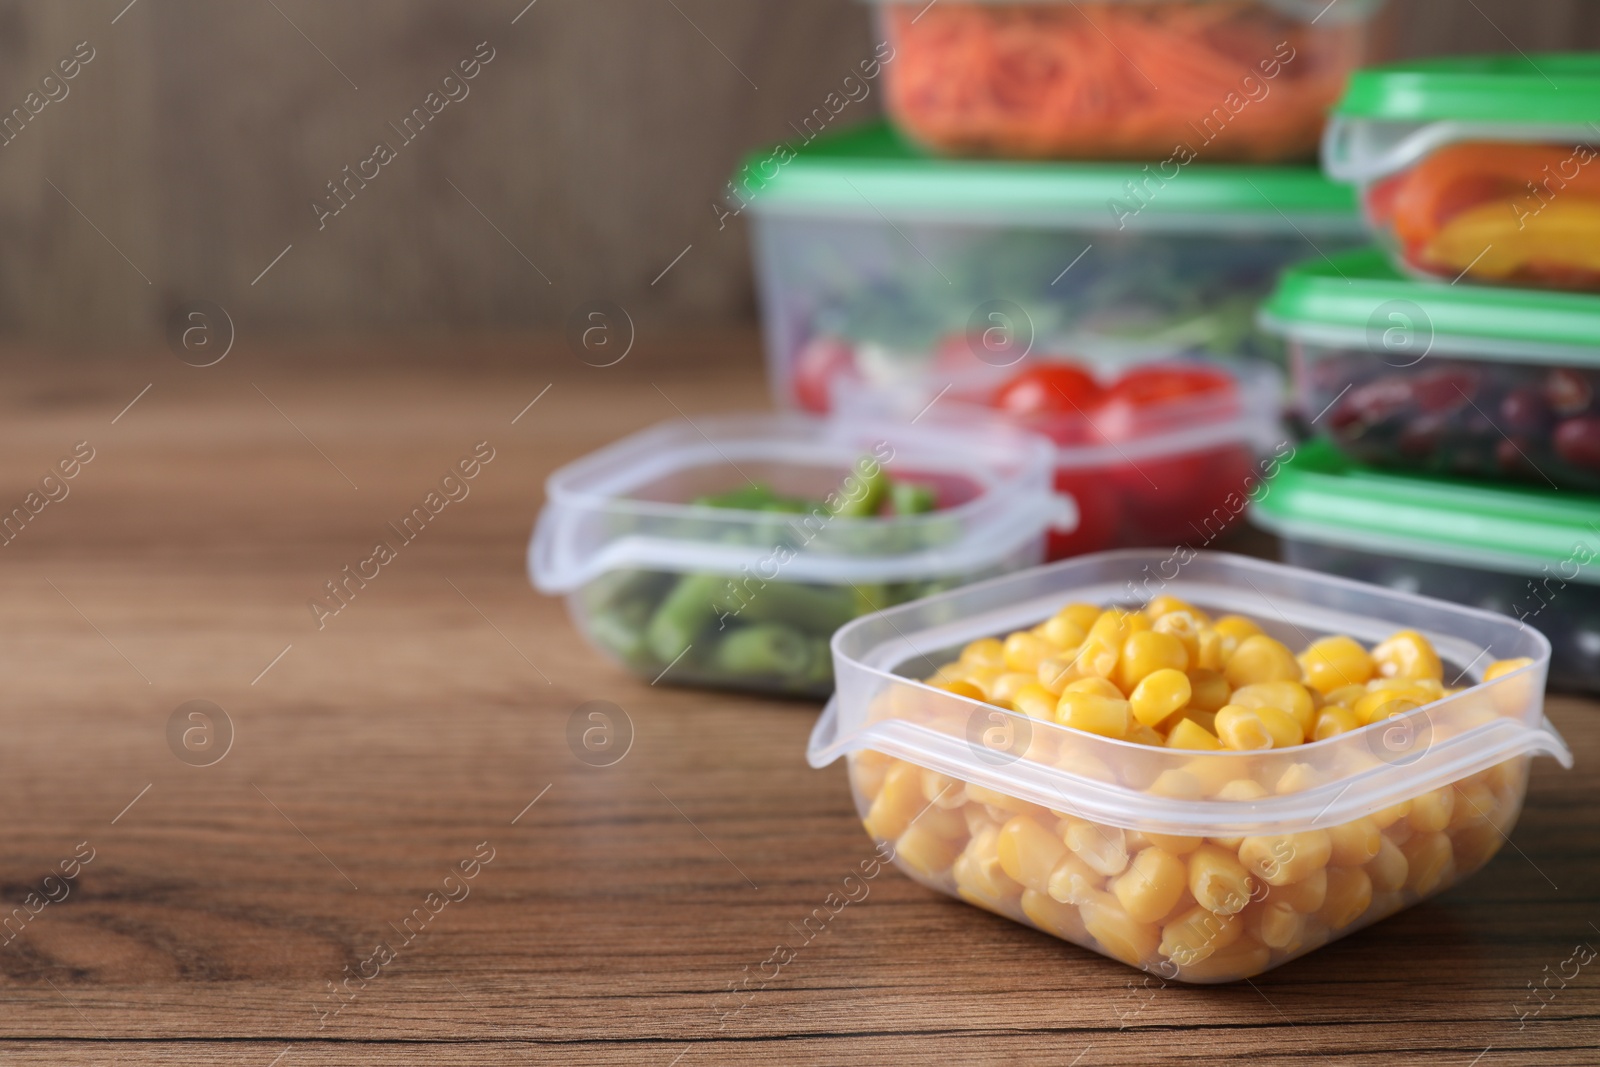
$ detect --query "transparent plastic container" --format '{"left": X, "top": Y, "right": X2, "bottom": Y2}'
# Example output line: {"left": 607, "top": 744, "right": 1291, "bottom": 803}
{"left": 808, "top": 551, "right": 1571, "bottom": 982}
{"left": 835, "top": 359, "right": 1285, "bottom": 558}
{"left": 1253, "top": 441, "right": 1600, "bottom": 693}
{"left": 1324, "top": 54, "right": 1600, "bottom": 291}
{"left": 529, "top": 413, "right": 1071, "bottom": 696}
{"left": 741, "top": 122, "right": 1364, "bottom": 413}
{"left": 874, "top": 0, "right": 1384, "bottom": 162}
{"left": 1261, "top": 248, "right": 1600, "bottom": 490}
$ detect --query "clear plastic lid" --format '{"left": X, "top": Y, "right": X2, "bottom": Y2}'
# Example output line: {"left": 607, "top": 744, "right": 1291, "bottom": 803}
{"left": 870, "top": 0, "right": 1383, "bottom": 19}
{"left": 808, "top": 551, "right": 1570, "bottom": 837}
{"left": 529, "top": 413, "right": 1073, "bottom": 592}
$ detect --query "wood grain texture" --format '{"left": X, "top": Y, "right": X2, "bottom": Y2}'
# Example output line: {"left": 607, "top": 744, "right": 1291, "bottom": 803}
{"left": 0, "top": 0, "right": 1596, "bottom": 344}
{"left": 0, "top": 335, "right": 1595, "bottom": 1064}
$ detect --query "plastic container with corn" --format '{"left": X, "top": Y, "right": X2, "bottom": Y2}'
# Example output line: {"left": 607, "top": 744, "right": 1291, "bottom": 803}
{"left": 808, "top": 551, "right": 1571, "bottom": 981}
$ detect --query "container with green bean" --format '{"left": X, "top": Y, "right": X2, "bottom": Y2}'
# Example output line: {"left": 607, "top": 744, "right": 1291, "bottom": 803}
{"left": 530, "top": 413, "right": 1069, "bottom": 696}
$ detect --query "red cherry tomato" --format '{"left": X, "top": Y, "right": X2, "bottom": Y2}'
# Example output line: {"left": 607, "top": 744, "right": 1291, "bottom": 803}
{"left": 791, "top": 336, "right": 857, "bottom": 414}
{"left": 991, "top": 363, "right": 1103, "bottom": 416}
{"left": 1048, "top": 468, "right": 1122, "bottom": 559}
{"left": 1095, "top": 364, "right": 1238, "bottom": 444}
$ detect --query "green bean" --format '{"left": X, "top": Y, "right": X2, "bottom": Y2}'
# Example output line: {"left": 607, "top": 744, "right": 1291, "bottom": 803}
{"left": 645, "top": 573, "right": 728, "bottom": 662}
{"left": 730, "top": 580, "right": 859, "bottom": 635}
{"left": 891, "top": 479, "right": 937, "bottom": 516}
{"left": 586, "top": 598, "right": 654, "bottom": 664}
{"left": 714, "top": 623, "right": 811, "bottom": 678}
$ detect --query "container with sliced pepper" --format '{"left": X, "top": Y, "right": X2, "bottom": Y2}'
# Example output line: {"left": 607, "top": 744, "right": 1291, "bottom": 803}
{"left": 1324, "top": 54, "right": 1600, "bottom": 292}
{"left": 808, "top": 551, "right": 1570, "bottom": 981}
{"left": 1261, "top": 248, "right": 1600, "bottom": 491}
{"left": 529, "top": 413, "right": 1068, "bottom": 696}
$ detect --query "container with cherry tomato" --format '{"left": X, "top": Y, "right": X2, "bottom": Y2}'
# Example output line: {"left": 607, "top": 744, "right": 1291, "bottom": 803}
{"left": 837, "top": 357, "right": 1284, "bottom": 559}
{"left": 1324, "top": 54, "right": 1600, "bottom": 292}
{"left": 742, "top": 122, "right": 1363, "bottom": 414}
{"left": 1262, "top": 249, "right": 1600, "bottom": 491}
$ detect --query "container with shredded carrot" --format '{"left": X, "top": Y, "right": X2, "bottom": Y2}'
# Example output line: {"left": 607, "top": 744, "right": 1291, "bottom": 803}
{"left": 875, "top": 0, "right": 1385, "bottom": 162}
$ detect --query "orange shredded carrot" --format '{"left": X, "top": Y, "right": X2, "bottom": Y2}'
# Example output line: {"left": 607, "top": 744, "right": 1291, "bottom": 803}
{"left": 881, "top": 1, "right": 1368, "bottom": 162}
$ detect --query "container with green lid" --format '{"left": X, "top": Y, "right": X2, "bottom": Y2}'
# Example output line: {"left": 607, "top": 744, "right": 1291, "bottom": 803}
{"left": 737, "top": 121, "right": 1363, "bottom": 412}
{"left": 1322, "top": 54, "right": 1600, "bottom": 292}
{"left": 1262, "top": 247, "right": 1600, "bottom": 491}
{"left": 1252, "top": 440, "right": 1600, "bottom": 692}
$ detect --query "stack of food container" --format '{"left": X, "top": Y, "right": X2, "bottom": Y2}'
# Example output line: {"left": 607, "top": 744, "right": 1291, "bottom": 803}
{"left": 1252, "top": 54, "right": 1600, "bottom": 692}
{"left": 740, "top": 0, "right": 1393, "bottom": 556}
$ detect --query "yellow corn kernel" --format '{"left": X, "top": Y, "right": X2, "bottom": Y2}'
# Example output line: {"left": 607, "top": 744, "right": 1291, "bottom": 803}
{"left": 1274, "top": 762, "right": 1322, "bottom": 795}
{"left": 1369, "top": 799, "right": 1412, "bottom": 829}
{"left": 1129, "top": 723, "right": 1164, "bottom": 748}
{"left": 1065, "top": 676, "right": 1125, "bottom": 699}
{"left": 1214, "top": 705, "right": 1273, "bottom": 750}
{"left": 1212, "top": 614, "right": 1262, "bottom": 642}
{"left": 1146, "top": 594, "right": 1203, "bottom": 619}
{"left": 1076, "top": 639, "right": 1120, "bottom": 679}
{"left": 1063, "top": 817, "right": 1130, "bottom": 877}
{"left": 863, "top": 761, "right": 925, "bottom": 841}
{"left": 936, "top": 679, "right": 987, "bottom": 703}
{"left": 1352, "top": 688, "right": 1429, "bottom": 726}
{"left": 1273, "top": 867, "right": 1327, "bottom": 913}
{"left": 1111, "top": 847, "right": 1188, "bottom": 924}
{"left": 1130, "top": 668, "right": 1191, "bottom": 727}
{"left": 989, "top": 672, "right": 1039, "bottom": 708}
{"left": 1036, "top": 653, "right": 1081, "bottom": 694}
{"left": 920, "top": 769, "right": 968, "bottom": 810}
{"left": 1224, "top": 634, "right": 1302, "bottom": 687}
{"left": 997, "top": 816, "right": 1068, "bottom": 894}
{"left": 1175, "top": 707, "right": 1219, "bottom": 736}
{"left": 850, "top": 750, "right": 893, "bottom": 800}
{"left": 1082, "top": 898, "right": 1161, "bottom": 967}
{"left": 1298, "top": 634, "right": 1375, "bottom": 694}
{"left": 1452, "top": 821, "right": 1503, "bottom": 873}
{"left": 895, "top": 822, "right": 962, "bottom": 878}
{"left": 1366, "top": 834, "right": 1409, "bottom": 892}
{"left": 1046, "top": 850, "right": 1105, "bottom": 905}
{"left": 1409, "top": 788, "right": 1455, "bottom": 833}
{"left": 1372, "top": 629, "right": 1443, "bottom": 682}
{"left": 1056, "top": 691, "right": 1132, "bottom": 739}
{"left": 1317, "top": 866, "right": 1373, "bottom": 929}
{"left": 1401, "top": 831, "right": 1453, "bottom": 896}
{"left": 953, "top": 825, "right": 1022, "bottom": 907}
{"left": 1176, "top": 937, "right": 1272, "bottom": 982}
{"left": 1058, "top": 603, "right": 1103, "bottom": 631}
{"left": 1152, "top": 610, "right": 1204, "bottom": 660}
{"left": 960, "top": 637, "right": 1006, "bottom": 669}
{"left": 1323, "top": 683, "right": 1368, "bottom": 709}
{"left": 1139, "top": 832, "right": 1203, "bottom": 856}
{"left": 1216, "top": 777, "right": 1270, "bottom": 802}
{"left": 1185, "top": 668, "right": 1231, "bottom": 713}
{"left": 1166, "top": 718, "right": 1222, "bottom": 751}
{"left": 1239, "top": 830, "right": 1332, "bottom": 887}
{"left": 1449, "top": 780, "right": 1498, "bottom": 831}
{"left": 1483, "top": 656, "right": 1533, "bottom": 682}
{"left": 1117, "top": 630, "right": 1190, "bottom": 692}
{"left": 1251, "top": 899, "right": 1307, "bottom": 952}
{"left": 1021, "top": 887, "right": 1089, "bottom": 943}
{"left": 1011, "top": 683, "right": 1058, "bottom": 722}
{"left": 1188, "top": 844, "right": 1256, "bottom": 916}
{"left": 964, "top": 803, "right": 1001, "bottom": 839}
{"left": 1230, "top": 681, "right": 1316, "bottom": 735}
{"left": 1326, "top": 817, "right": 1382, "bottom": 866}
{"left": 1126, "top": 612, "right": 1152, "bottom": 633}
{"left": 1148, "top": 768, "right": 1205, "bottom": 799}
{"left": 1003, "top": 631, "right": 1052, "bottom": 674}
{"left": 1037, "top": 614, "right": 1087, "bottom": 650}
{"left": 1160, "top": 904, "right": 1241, "bottom": 966}
{"left": 1195, "top": 628, "right": 1227, "bottom": 671}
{"left": 1313, "top": 707, "right": 1361, "bottom": 741}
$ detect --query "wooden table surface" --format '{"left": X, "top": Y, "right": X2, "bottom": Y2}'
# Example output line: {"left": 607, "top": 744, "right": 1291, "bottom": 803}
{"left": 0, "top": 335, "right": 1595, "bottom": 1066}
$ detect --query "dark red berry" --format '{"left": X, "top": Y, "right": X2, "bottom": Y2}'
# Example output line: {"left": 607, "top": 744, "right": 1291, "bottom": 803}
{"left": 1500, "top": 386, "right": 1552, "bottom": 435}
{"left": 1412, "top": 368, "right": 1478, "bottom": 414}
{"left": 1555, "top": 415, "right": 1600, "bottom": 471}
{"left": 1546, "top": 368, "right": 1594, "bottom": 416}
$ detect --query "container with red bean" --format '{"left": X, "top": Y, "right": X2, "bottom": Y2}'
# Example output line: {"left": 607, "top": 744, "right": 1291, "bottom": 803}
{"left": 1261, "top": 249, "right": 1600, "bottom": 490}
{"left": 808, "top": 551, "right": 1570, "bottom": 982}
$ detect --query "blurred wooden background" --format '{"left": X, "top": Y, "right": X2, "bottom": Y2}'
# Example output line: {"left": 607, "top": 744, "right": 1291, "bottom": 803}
{"left": 1, "top": 0, "right": 1596, "bottom": 346}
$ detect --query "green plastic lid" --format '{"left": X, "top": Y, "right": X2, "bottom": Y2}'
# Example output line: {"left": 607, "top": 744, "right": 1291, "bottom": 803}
{"left": 1335, "top": 53, "right": 1600, "bottom": 125}
{"left": 1260, "top": 248, "right": 1600, "bottom": 363}
{"left": 1253, "top": 441, "right": 1600, "bottom": 583}
{"left": 735, "top": 121, "right": 1359, "bottom": 232}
